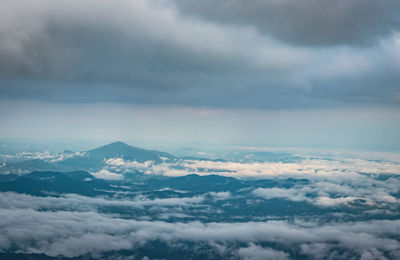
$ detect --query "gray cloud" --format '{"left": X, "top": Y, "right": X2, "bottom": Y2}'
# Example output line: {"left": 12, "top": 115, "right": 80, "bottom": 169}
{"left": 0, "top": 206, "right": 399, "bottom": 258}
{"left": 0, "top": 0, "right": 399, "bottom": 110}
{"left": 0, "top": 192, "right": 205, "bottom": 212}
{"left": 238, "top": 244, "right": 290, "bottom": 260}
{"left": 169, "top": 0, "right": 400, "bottom": 46}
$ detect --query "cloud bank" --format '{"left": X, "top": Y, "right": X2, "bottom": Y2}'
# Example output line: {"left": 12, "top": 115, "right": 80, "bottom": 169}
{"left": 0, "top": 0, "right": 399, "bottom": 110}
{"left": 0, "top": 206, "right": 399, "bottom": 258}
{"left": 170, "top": 0, "right": 400, "bottom": 46}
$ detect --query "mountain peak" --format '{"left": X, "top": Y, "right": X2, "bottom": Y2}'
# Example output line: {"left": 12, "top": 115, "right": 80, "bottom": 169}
{"left": 105, "top": 141, "right": 130, "bottom": 147}
{"left": 90, "top": 141, "right": 137, "bottom": 153}
{"left": 85, "top": 141, "right": 175, "bottom": 163}
{"left": 95, "top": 141, "right": 139, "bottom": 151}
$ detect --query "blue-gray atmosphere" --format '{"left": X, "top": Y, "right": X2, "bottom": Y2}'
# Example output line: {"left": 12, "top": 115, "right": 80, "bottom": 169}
{"left": 0, "top": 0, "right": 400, "bottom": 259}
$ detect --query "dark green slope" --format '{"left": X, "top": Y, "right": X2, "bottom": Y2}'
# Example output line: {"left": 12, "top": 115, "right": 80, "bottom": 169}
{"left": 0, "top": 159, "right": 59, "bottom": 174}
{"left": 0, "top": 171, "right": 111, "bottom": 196}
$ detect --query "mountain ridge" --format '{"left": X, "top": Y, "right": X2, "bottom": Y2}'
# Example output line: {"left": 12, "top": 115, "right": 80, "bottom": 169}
{"left": 86, "top": 141, "right": 175, "bottom": 162}
{"left": 0, "top": 141, "right": 178, "bottom": 174}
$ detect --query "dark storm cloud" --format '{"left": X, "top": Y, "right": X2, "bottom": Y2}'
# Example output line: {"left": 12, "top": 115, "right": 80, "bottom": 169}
{"left": 0, "top": 0, "right": 399, "bottom": 109}
{"left": 169, "top": 0, "right": 400, "bottom": 46}
{"left": 0, "top": 0, "right": 301, "bottom": 107}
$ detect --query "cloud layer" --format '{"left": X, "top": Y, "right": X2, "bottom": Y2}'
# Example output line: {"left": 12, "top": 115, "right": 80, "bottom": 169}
{"left": 0, "top": 205, "right": 399, "bottom": 258}
{"left": 0, "top": 0, "right": 399, "bottom": 110}
{"left": 104, "top": 155, "right": 400, "bottom": 178}
{"left": 170, "top": 0, "right": 400, "bottom": 46}
{"left": 0, "top": 148, "right": 399, "bottom": 258}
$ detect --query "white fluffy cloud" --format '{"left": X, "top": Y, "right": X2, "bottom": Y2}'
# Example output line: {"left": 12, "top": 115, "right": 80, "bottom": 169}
{"left": 100, "top": 155, "right": 400, "bottom": 178}
{"left": 253, "top": 183, "right": 399, "bottom": 207}
{"left": 90, "top": 169, "right": 124, "bottom": 180}
{"left": 238, "top": 244, "right": 290, "bottom": 260}
{"left": 208, "top": 191, "right": 231, "bottom": 200}
{"left": 315, "top": 196, "right": 361, "bottom": 207}
{"left": 253, "top": 188, "right": 309, "bottom": 202}
{"left": 97, "top": 155, "right": 400, "bottom": 209}
{"left": 0, "top": 206, "right": 399, "bottom": 258}
{"left": 0, "top": 192, "right": 205, "bottom": 211}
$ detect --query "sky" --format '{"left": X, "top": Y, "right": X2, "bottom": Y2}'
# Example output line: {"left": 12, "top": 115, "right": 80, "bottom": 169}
{"left": 0, "top": 0, "right": 400, "bottom": 151}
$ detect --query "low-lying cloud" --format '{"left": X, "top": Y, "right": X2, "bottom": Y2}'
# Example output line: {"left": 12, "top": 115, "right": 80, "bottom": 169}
{"left": 103, "top": 155, "right": 400, "bottom": 178}
{"left": 0, "top": 206, "right": 399, "bottom": 258}
{"left": 0, "top": 192, "right": 205, "bottom": 212}
{"left": 90, "top": 169, "right": 124, "bottom": 180}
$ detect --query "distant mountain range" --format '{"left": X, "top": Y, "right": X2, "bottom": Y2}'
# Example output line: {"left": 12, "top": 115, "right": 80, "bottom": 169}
{"left": 0, "top": 141, "right": 303, "bottom": 176}
{"left": 0, "top": 168, "right": 250, "bottom": 197}
{"left": 0, "top": 159, "right": 58, "bottom": 174}
{"left": 87, "top": 141, "right": 175, "bottom": 161}
{"left": 0, "top": 170, "right": 111, "bottom": 196}
{"left": 0, "top": 141, "right": 176, "bottom": 174}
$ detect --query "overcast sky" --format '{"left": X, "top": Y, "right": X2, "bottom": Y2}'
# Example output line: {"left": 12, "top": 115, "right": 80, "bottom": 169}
{"left": 0, "top": 0, "right": 399, "bottom": 150}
